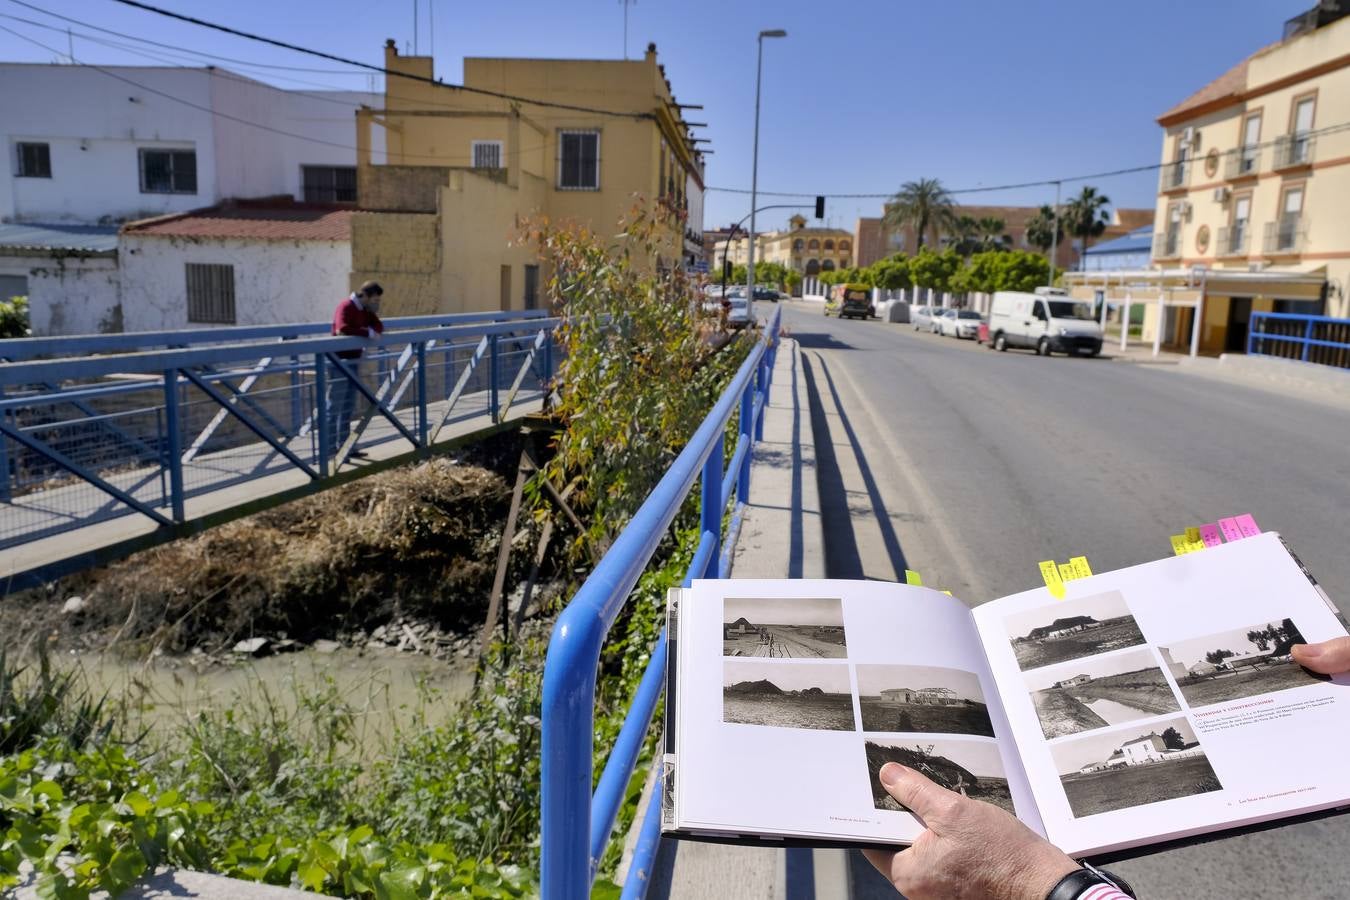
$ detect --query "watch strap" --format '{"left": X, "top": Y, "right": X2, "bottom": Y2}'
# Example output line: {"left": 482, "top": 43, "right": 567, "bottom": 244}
{"left": 1045, "top": 867, "right": 1132, "bottom": 900}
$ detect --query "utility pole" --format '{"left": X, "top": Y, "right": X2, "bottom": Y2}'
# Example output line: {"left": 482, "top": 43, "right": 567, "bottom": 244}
{"left": 1048, "top": 180, "right": 1061, "bottom": 288}
{"left": 747, "top": 29, "right": 787, "bottom": 310}
{"left": 413, "top": 0, "right": 418, "bottom": 55}
{"left": 621, "top": 0, "right": 636, "bottom": 60}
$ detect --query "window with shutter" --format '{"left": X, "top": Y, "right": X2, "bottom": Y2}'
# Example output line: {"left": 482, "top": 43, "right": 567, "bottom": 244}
{"left": 185, "top": 263, "right": 236, "bottom": 324}
{"left": 140, "top": 148, "right": 197, "bottom": 194}
{"left": 472, "top": 141, "right": 503, "bottom": 169}
{"left": 558, "top": 130, "right": 600, "bottom": 190}
{"left": 15, "top": 143, "right": 51, "bottom": 178}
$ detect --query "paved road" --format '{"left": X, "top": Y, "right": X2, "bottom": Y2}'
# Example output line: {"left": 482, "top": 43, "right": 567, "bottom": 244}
{"left": 773, "top": 300, "right": 1350, "bottom": 899}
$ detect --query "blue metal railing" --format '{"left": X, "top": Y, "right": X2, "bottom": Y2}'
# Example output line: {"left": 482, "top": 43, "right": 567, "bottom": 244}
{"left": 0, "top": 311, "right": 556, "bottom": 562}
{"left": 1247, "top": 311, "right": 1350, "bottom": 370}
{"left": 540, "top": 306, "right": 782, "bottom": 899}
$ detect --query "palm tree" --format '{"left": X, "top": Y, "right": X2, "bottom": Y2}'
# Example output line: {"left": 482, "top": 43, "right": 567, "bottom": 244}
{"left": 883, "top": 178, "right": 956, "bottom": 253}
{"left": 1063, "top": 186, "right": 1111, "bottom": 270}
{"left": 977, "top": 216, "right": 1009, "bottom": 252}
{"left": 949, "top": 214, "right": 982, "bottom": 257}
{"left": 1024, "top": 205, "right": 1063, "bottom": 257}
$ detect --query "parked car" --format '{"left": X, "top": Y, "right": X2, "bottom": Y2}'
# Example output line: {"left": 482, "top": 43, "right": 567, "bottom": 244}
{"left": 938, "top": 309, "right": 984, "bottom": 339}
{"left": 776, "top": 290, "right": 792, "bottom": 302}
{"left": 725, "top": 292, "right": 752, "bottom": 329}
{"left": 753, "top": 287, "right": 779, "bottom": 303}
{"left": 824, "top": 283, "right": 874, "bottom": 319}
{"left": 911, "top": 305, "right": 941, "bottom": 331}
{"left": 988, "top": 288, "right": 1103, "bottom": 356}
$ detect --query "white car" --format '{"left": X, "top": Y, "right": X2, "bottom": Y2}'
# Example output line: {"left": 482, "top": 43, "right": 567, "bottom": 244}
{"left": 939, "top": 309, "right": 983, "bottom": 339}
{"left": 725, "top": 291, "right": 752, "bottom": 329}
{"left": 911, "top": 305, "right": 941, "bottom": 331}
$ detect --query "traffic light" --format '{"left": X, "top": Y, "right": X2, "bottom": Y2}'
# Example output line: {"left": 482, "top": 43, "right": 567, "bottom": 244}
{"left": 815, "top": 195, "right": 825, "bottom": 219}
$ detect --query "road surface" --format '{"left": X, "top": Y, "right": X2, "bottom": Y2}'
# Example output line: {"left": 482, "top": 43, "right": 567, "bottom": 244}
{"left": 774, "top": 300, "right": 1350, "bottom": 899}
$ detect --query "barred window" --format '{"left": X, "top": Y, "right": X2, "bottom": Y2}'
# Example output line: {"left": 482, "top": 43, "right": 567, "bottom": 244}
{"left": 302, "top": 165, "right": 356, "bottom": 203}
{"left": 16, "top": 142, "right": 51, "bottom": 178}
{"left": 185, "top": 263, "right": 236, "bottom": 324}
{"left": 140, "top": 148, "right": 197, "bottom": 194}
{"left": 472, "top": 141, "right": 503, "bottom": 169}
{"left": 558, "top": 130, "right": 599, "bottom": 190}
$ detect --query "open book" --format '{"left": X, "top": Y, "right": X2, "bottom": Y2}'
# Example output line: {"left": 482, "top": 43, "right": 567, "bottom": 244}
{"left": 662, "top": 532, "right": 1350, "bottom": 859}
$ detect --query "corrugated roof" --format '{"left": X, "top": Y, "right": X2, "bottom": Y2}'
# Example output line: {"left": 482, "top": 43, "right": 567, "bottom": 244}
{"left": 1158, "top": 56, "right": 1251, "bottom": 123}
{"left": 124, "top": 204, "right": 352, "bottom": 242}
{"left": 1085, "top": 225, "right": 1153, "bottom": 256}
{"left": 0, "top": 222, "right": 119, "bottom": 253}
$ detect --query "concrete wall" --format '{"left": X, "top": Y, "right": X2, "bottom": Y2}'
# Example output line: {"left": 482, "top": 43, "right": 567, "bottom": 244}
{"left": 440, "top": 170, "right": 546, "bottom": 313}
{"left": 350, "top": 212, "right": 441, "bottom": 316}
{"left": 22, "top": 254, "right": 121, "bottom": 336}
{"left": 120, "top": 234, "right": 349, "bottom": 330}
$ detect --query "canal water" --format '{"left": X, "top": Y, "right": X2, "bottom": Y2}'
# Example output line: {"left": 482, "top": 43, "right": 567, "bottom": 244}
{"left": 1083, "top": 696, "right": 1151, "bottom": 724}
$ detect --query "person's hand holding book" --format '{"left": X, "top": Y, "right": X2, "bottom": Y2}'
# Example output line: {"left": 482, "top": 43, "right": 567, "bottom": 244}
{"left": 1292, "top": 637, "right": 1350, "bottom": 674}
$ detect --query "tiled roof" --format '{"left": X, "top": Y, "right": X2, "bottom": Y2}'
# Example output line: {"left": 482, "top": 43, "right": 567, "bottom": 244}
{"left": 0, "top": 222, "right": 119, "bottom": 253}
{"left": 1157, "top": 45, "right": 1274, "bottom": 123}
{"left": 124, "top": 204, "right": 353, "bottom": 242}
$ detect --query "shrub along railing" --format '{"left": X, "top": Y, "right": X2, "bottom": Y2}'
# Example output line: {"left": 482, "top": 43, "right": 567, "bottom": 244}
{"left": 540, "top": 306, "right": 782, "bottom": 899}
{"left": 1247, "top": 311, "right": 1350, "bottom": 370}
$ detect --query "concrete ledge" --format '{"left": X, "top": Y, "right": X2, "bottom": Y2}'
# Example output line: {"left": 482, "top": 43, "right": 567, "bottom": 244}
{"left": 14, "top": 866, "right": 331, "bottom": 899}
{"left": 1214, "top": 351, "right": 1350, "bottom": 389}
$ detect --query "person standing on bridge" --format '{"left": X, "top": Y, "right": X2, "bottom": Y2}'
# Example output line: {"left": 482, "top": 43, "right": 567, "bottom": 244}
{"left": 328, "top": 281, "right": 385, "bottom": 458}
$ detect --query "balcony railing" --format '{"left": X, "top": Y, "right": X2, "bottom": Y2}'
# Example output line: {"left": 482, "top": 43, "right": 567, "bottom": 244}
{"left": 1152, "top": 230, "right": 1182, "bottom": 259}
{"left": 1273, "top": 133, "right": 1316, "bottom": 169}
{"left": 1158, "top": 160, "right": 1189, "bottom": 192}
{"left": 1224, "top": 147, "right": 1261, "bottom": 180}
{"left": 1263, "top": 216, "right": 1307, "bottom": 254}
{"left": 1217, "top": 224, "right": 1250, "bottom": 257}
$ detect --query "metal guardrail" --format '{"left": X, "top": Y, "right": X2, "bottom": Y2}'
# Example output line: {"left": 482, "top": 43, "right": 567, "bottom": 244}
{"left": 0, "top": 311, "right": 556, "bottom": 553}
{"left": 1247, "top": 311, "right": 1350, "bottom": 370}
{"left": 540, "top": 306, "right": 782, "bottom": 899}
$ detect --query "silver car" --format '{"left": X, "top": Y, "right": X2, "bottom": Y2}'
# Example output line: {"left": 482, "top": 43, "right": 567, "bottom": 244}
{"left": 939, "top": 309, "right": 983, "bottom": 339}
{"left": 911, "top": 305, "right": 941, "bottom": 331}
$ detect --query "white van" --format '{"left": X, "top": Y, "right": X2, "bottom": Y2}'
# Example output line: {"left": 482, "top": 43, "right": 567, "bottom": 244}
{"left": 988, "top": 288, "right": 1103, "bottom": 356}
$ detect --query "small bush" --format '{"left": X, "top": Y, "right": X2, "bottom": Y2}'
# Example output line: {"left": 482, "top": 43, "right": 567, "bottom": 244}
{"left": 0, "top": 295, "right": 29, "bottom": 339}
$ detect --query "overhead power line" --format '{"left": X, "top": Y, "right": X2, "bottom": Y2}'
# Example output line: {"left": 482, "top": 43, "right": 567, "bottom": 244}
{"left": 103, "top": 0, "right": 657, "bottom": 120}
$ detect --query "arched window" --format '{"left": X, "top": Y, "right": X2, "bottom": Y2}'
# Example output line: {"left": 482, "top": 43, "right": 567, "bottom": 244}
{"left": 807, "top": 239, "right": 820, "bottom": 250}
{"left": 805, "top": 259, "right": 820, "bottom": 275}
{"left": 839, "top": 239, "right": 851, "bottom": 250}
{"left": 823, "top": 239, "right": 835, "bottom": 250}
{"left": 793, "top": 238, "right": 804, "bottom": 251}
{"left": 821, "top": 259, "right": 836, "bottom": 271}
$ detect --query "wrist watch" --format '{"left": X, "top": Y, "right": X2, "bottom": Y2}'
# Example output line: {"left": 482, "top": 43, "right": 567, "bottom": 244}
{"left": 1045, "top": 861, "right": 1135, "bottom": 899}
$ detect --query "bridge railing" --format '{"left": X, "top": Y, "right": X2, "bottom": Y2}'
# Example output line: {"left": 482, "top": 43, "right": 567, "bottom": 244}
{"left": 0, "top": 311, "right": 556, "bottom": 555}
{"left": 541, "top": 306, "right": 782, "bottom": 899}
{"left": 1247, "top": 311, "right": 1350, "bottom": 370}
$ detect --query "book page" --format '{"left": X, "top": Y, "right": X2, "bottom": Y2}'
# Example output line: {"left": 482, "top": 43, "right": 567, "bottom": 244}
{"left": 971, "top": 533, "right": 1350, "bottom": 858}
{"left": 669, "top": 578, "right": 1042, "bottom": 845}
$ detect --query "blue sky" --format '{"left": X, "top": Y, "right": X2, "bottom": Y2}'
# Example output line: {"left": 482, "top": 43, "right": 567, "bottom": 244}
{"left": 0, "top": 0, "right": 1313, "bottom": 232}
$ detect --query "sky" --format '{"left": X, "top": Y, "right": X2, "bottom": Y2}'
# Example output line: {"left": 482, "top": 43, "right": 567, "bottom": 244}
{"left": 0, "top": 0, "right": 1314, "bottom": 233}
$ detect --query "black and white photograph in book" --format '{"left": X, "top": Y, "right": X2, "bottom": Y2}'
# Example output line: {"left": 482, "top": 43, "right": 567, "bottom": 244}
{"left": 722, "top": 597, "right": 847, "bottom": 659}
{"left": 1159, "top": 618, "right": 1333, "bottom": 709}
{"left": 1025, "top": 648, "right": 1181, "bottom": 739}
{"left": 856, "top": 665, "right": 995, "bottom": 737}
{"left": 864, "top": 739, "right": 1015, "bottom": 815}
{"left": 722, "top": 660, "right": 856, "bottom": 731}
{"left": 1004, "top": 590, "right": 1146, "bottom": 671}
{"left": 1051, "top": 717, "right": 1222, "bottom": 818}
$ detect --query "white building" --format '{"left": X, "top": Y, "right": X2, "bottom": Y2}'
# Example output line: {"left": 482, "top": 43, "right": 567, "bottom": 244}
{"left": 0, "top": 63, "right": 379, "bottom": 332}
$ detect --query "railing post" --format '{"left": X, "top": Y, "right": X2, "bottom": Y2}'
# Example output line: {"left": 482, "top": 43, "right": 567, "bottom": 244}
{"left": 314, "top": 354, "right": 330, "bottom": 477}
{"left": 489, "top": 334, "right": 501, "bottom": 423}
{"left": 701, "top": 432, "right": 723, "bottom": 578}
{"left": 1302, "top": 317, "right": 1314, "bottom": 362}
{"left": 162, "top": 369, "right": 185, "bottom": 523}
{"left": 738, "top": 377, "right": 754, "bottom": 505}
{"left": 543, "top": 329, "right": 555, "bottom": 385}
{"left": 1247, "top": 316, "right": 1257, "bottom": 357}
{"left": 286, "top": 337, "right": 302, "bottom": 435}
{"left": 415, "top": 341, "right": 429, "bottom": 446}
{"left": 0, "top": 388, "right": 11, "bottom": 504}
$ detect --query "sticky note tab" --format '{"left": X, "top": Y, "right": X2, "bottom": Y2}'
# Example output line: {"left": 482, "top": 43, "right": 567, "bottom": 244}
{"left": 1235, "top": 513, "right": 1261, "bottom": 538}
{"left": 1058, "top": 563, "right": 1075, "bottom": 583}
{"left": 941, "top": 590, "right": 952, "bottom": 596}
{"left": 1217, "top": 517, "right": 1242, "bottom": 542}
{"left": 904, "top": 570, "right": 923, "bottom": 587}
{"left": 1199, "top": 524, "right": 1222, "bottom": 548}
{"left": 1170, "top": 534, "right": 1191, "bottom": 556}
{"left": 1070, "top": 556, "right": 1092, "bottom": 580}
{"left": 1185, "top": 526, "right": 1201, "bottom": 544}
{"left": 1039, "top": 560, "right": 1066, "bottom": 599}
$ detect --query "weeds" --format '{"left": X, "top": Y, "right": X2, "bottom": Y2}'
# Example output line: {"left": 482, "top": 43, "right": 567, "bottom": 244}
{"left": 0, "top": 647, "right": 118, "bottom": 755}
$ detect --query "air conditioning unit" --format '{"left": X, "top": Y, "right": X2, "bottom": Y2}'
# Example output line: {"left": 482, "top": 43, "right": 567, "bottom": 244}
{"left": 1182, "top": 126, "right": 1195, "bottom": 147}
{"left": 1213, "top": 187, "right": 1231, "bottom": 204}
{"left": 1179, "top": 201, "right": 1193, "bottom": 220}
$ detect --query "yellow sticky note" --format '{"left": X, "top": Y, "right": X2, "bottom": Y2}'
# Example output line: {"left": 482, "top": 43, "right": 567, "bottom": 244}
{"left": 1058, "top": 563, "right": 1075, "bottom": 584}
{"left": 1185, "top": 526, "right": 1201, "bottom": 544}
{"left": 941, "top": 590, "right": 952, "bottom": 596}
{"left": 1170, "top": 534, "right": 1190, "bottom": 556}
{"left": 904, "top": 570, "right": 922, "bottom": 587}
{"left": 1070, "top": 556, "right": 1092, "bottom": 580}
{"left": 1039, "top": 560, "right": 1066, "bottom": 599}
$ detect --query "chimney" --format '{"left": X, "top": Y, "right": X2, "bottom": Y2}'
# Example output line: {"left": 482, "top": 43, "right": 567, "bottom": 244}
{"left": 645, "top": 42, "right": 657, "bottom": 63}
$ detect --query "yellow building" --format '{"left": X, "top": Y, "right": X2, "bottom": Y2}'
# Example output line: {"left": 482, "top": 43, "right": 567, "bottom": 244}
{"left": 352, "top": 41, "right": 705, "bottom": 315}
{"left": 1071, "top": 6, "right": 1349, "bottom": 355}
{"left": 715, "top": 216, "right": 854, "bottom": 277}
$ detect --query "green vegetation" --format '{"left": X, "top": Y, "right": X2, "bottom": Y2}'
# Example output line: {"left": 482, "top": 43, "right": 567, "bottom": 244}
{"left": 2, "top": 205, "right": 749, "bottom": 897}
{"left": 1063, "top": 186, "right": 1112, "bottom": 263}
{"left": 0, "top": 295, "right": 29, "bottom": 339}
{"left": 883, "top": 178, "right": 956, "bottom": 252}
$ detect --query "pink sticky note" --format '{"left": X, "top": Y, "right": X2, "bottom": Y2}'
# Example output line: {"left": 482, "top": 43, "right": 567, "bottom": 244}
{"left": 1235, "top": 513, "right": 1261, "bottom": 538}
{"left": 1217, "top": 517, "right": 1243, "bottom": 542}
{"left": 1199, "top": 524, "right": 1222, "bottom": 547}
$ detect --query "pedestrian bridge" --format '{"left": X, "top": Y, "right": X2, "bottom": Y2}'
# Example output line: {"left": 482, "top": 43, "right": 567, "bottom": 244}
{"left": 0, "top": 310, "right": 556, "bottom": 589}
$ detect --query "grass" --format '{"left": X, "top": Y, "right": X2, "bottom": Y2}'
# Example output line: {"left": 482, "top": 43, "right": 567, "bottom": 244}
{"left": 1060, "top": 755, "right": 1222, "bottom": 817}
{"left": 859, "top": 701, "right": 995, "bottom": 737}
{"left": 1175, "top": 662, "right": 1330, "bottom": 708}
{"left": 1013, "top": 617, "right": 1147, "bottom": 670}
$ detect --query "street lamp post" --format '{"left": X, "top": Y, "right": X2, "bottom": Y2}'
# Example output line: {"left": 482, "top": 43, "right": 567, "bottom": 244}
{"left": 747, "top": 29, "right": 787, "bottom": 308}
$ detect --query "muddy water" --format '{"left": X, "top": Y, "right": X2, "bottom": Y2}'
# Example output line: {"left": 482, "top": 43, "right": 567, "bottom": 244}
{"left": 67, "top": 647, "right": 477, "bottom": 754}
{"left": 1082, "top": 696, "right": 1151, "bottom": 725}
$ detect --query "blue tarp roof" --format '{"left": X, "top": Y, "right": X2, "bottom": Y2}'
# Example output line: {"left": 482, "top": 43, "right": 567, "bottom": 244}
{"left": 0, "top": 222, "right": 119, "bottom": 253}
{"left": 1085, "top": 225, "right": 1152, "bottom": 257}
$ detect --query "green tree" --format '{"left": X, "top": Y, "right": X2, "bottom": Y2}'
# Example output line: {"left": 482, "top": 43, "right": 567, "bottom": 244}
{"left": 0, "top": 294, "right": 29, "bottom": 339}
{"left": 1161, "top": 726, "right": 1186, "bottom": 750}
{"left": 882, "top": 178, "right": 956, "bottom": 253}
{"left": 1063, "top": 186, "right": 1111, "bottom": 270}
{"left": 990, "top": 250, "right": 1050, "bottom": 292}
{"left": 867, "top": 254, "right": 911, "bottom": 291}
{"left": 908, "top": 248, "right": 962, "bottom": 294}
{"left": 977, "top": 216, "right": 1010, "bottom": 252}
{"left": 949, "top": 215, "right": 983, "bottom": 257}
{"left": 1205, "top": 649, "right": 1235, "bottom": 665}
{"left": 1025, "top": 205, "right": 1063, "bottom": 257}
{"left": 951, "top": 251, "right": 1002, "bottom": 297}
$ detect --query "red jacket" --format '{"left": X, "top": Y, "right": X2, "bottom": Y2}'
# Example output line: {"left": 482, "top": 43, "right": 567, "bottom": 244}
{"left": 332, "top": 294, "right": 384, "bottom": 359}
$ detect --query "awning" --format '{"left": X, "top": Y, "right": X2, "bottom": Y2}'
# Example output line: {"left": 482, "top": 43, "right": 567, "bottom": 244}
{"left": 1065, "top": 266, "right": 1326, "bottom": 302}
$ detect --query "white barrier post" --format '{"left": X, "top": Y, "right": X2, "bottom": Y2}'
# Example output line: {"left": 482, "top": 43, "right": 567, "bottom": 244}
{"left": 1121, "top": 291, "right": 1131, "bottom": 351}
